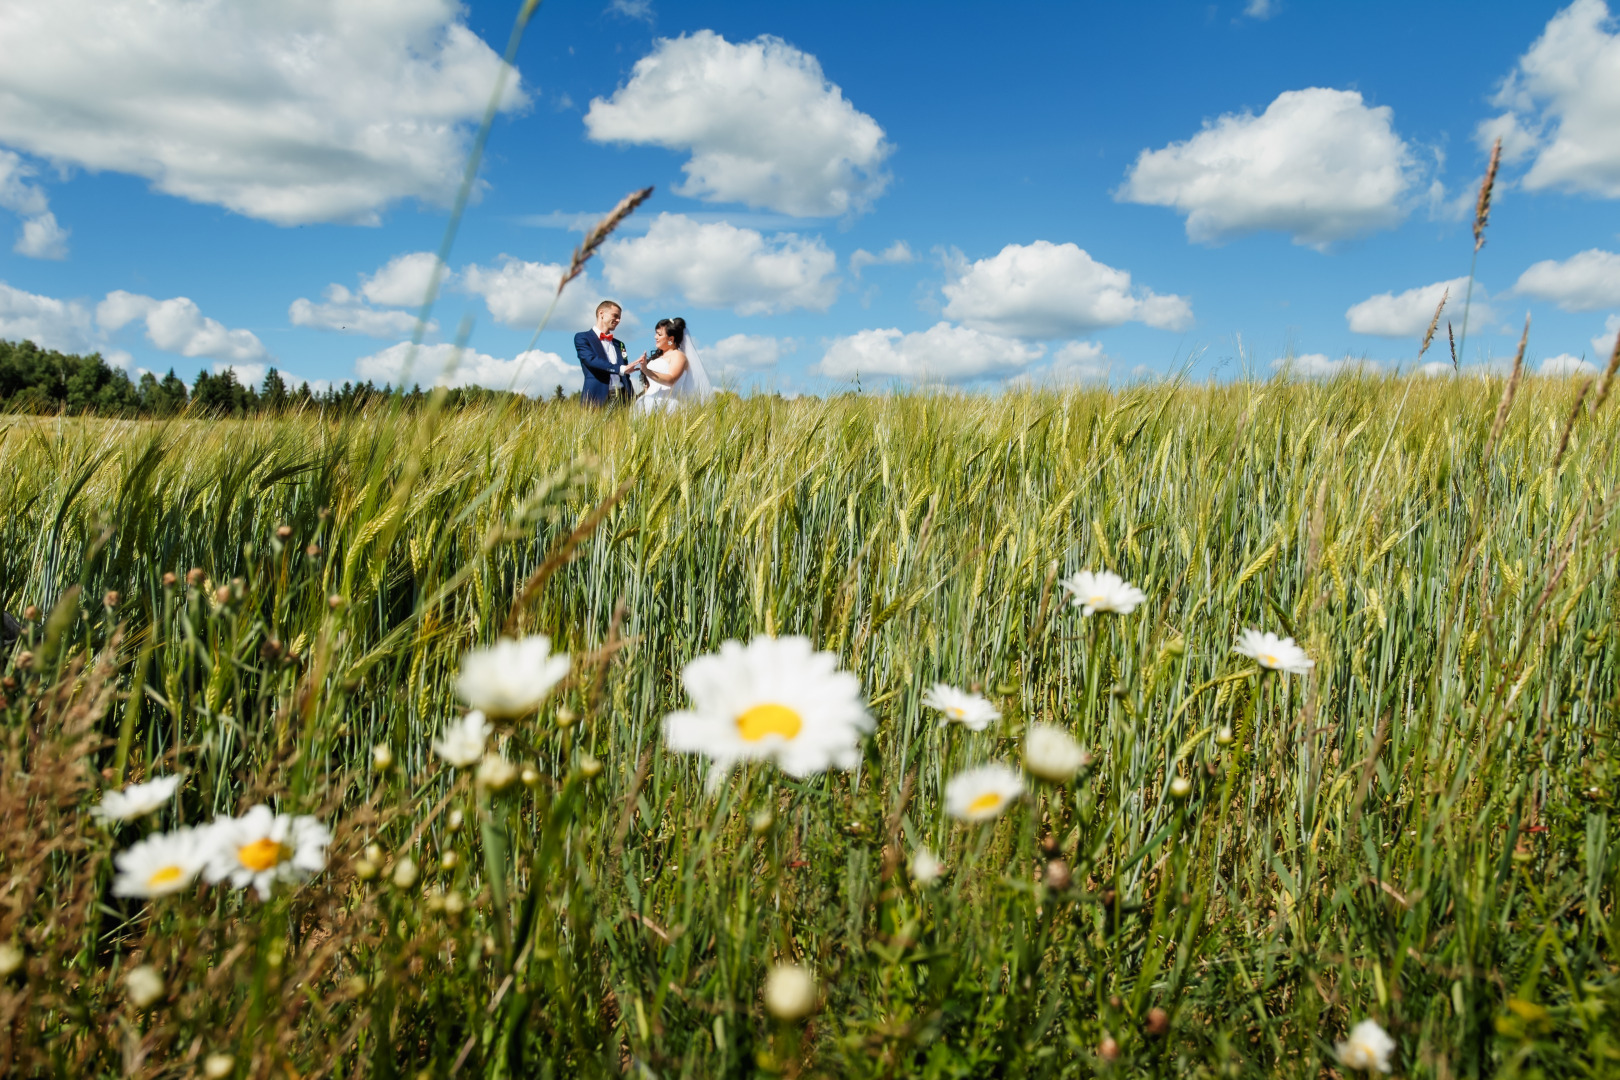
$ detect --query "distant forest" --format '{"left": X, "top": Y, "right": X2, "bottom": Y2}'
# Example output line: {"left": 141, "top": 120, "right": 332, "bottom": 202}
{"left": 0, "top": 338, "right": 555, "bottom": 417}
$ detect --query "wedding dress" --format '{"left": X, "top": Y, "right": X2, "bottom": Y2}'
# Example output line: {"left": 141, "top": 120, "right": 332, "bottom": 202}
{"left": 633, "top": 333, "right": 714, "bottom": 415}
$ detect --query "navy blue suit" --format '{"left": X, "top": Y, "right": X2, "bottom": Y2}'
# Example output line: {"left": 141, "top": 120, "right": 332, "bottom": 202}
{"left": 574, "top": 331, "right": 625, "bottom": 405}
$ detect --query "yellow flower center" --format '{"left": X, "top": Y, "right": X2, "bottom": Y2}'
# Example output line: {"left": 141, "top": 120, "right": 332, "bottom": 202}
{"left": 967, "top": 792, "right": 1003, "bottom": 815}
{"left": 147, "top": 865, "right": 184, "bottom": 887}
{"left": 948, "top": 706, "right": 966, "bottom": 719}
{"left": 1260, "top": 653, "right": 1278, "bottom": 667}
{"left": 1090, "top": 595, "right": 1107, "bottom": 607}
{"left": 238, "top": 838, "right": 290, "bottom": 872}
{"left": 736, "top": 703, "right": 802, "bottom": 743}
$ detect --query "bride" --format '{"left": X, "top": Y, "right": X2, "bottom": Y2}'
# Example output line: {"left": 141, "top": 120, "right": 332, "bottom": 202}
{"left": 630, "top": 317, "right": 713, "bottom": 414}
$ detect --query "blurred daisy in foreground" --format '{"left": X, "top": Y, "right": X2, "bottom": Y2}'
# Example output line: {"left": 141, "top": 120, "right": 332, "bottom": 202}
{"left": 1335, "top": 1018, "right": 1394, "bottom": 1073}
{"left": 909, "top": 847, "right": 943, "bottom": 884}
{"left": 945, "top": 764, "right": 1024, "bottom": 822}
{"left": 1023, "top": 724, "right": 1088, "bottom": 782}
{"left": 92, "top": 774, "right": 182, "bottom": 823}
{"left": 203, "top": 805, "right": 331, "bottom": 900}
{"left": 664, "top": 635, "right": 872, "bottom": 778}
{"left": 1234, "top": 629, "right": 1314, "bottom": 675}
{"left": 922, "top": 683, "right": 999, "bottom": 731}
{"left": 433, "top": 711, "right": 492, "bottom": 768}
{"left": 455, "top": 634, "right": 571, "bottom": 718}
{"left": 1059, "top": 569, "right": 1146, "bottom": 616}
{"left": 112, "top": 826, "right": 215, "bottom": 898}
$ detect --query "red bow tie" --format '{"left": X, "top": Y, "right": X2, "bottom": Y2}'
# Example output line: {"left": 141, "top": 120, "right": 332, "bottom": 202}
{"left": 598, "top": 332, "right": 613, "bottom": 341}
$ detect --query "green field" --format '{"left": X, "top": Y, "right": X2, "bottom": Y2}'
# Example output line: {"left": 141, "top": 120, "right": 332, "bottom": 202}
{"left": 1, "top": 374, "right": 1617, "bottom": 1078}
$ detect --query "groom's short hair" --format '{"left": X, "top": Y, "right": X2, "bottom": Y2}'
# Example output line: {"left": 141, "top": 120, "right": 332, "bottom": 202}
{"left": 596, "top": 299, "right": 621, "bottom": 316}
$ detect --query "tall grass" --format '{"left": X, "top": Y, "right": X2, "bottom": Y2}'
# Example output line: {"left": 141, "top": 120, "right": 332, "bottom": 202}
{"left": 0, "top": 372, "right": 1616, "bottom": 1078}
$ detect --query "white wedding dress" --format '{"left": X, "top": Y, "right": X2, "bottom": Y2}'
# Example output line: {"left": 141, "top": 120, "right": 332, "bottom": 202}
{"left": 633, "top": 334, "right": 714, "bottom": 416}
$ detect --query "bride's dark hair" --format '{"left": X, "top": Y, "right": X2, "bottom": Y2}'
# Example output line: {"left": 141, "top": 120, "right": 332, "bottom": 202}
{"left": 655, "top": 317, "right": 686, "bottom": 348}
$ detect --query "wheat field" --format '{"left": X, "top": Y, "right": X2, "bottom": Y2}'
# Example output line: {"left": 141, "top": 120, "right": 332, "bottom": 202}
{"left": 0, "top": 372, "right": 1616, "bottom": 1078}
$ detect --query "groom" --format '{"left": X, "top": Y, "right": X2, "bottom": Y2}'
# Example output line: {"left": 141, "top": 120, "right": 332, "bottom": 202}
{"left": 574, "top": 300, "right": 632, "bottom": 406}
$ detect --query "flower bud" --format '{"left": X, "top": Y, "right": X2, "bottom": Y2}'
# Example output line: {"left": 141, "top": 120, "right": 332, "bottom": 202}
{"left": 371, "top": 744, "right": 393, "bottom": 770}
{"left": 750, "top": 810, "right": 774, "bottom": 835}
{"left": 1044, "top": 859, "right": 1072, "bottom": 891}
{"left": 277, "top": 525, "right": 293, "bottom": 539}
{"left": 521, "top": 765, "right": 541, "bottom": 788}
{"left": 328, "top": 594, "right": 344, "bottom": 610}
{"left": 477, "top": 753, "right": 519, "bottom": 791}
{"left": 214, "top": 586, "right": 231, "bottom": 605}
{"left": 354, "top": 858, "right": 379, "bottom": 881}
{"left": 204, "top": 1053, "right": 236, "bottom": 1079}
{"left": 1098, "top": 1035, "right": 1119, "bottom": 1061}
{"left": 364, "top": 842, "right": 384, "bottom": 864}
{"left": 1169, "top": 776, "right": 1191, "bottom": 800}
{"left": 103, "top": 590, "right": 120, "bottom": 609}
{"left": 763, "top": 963, "right": 816, "bottom": 1020}
{"left": 186, "top": 568, "right": 205, "bottom": 586}
{"left": 21, "top": 604, "right": 38, "bottom": 621}
{"left": 0, "top": 943, "right": 20, "bottom": 977}
{"left": 439, "top": 851, "right": 458, "bottom": 871}
{"left": 443, "top": 891, "right": 467, "bottom": 916}
{"left": 910, "top": 847, "right": 943, "bottom": 885}
{"left": 1215, "top": 726, "right": 1235, "bottom": 747}
{"left": 555, "top": 705, "right": 577, "bottom": 729}
{"left": 125, "top": 964, "right": 164, "bottom": 1008}
{"left": 1145, "top": 1007, "right": 1169, "bottom": 1037}
{"left": 446, "top": 809, "right": 464, "bottom": 833}
{"left": 392, "top": 857, "right": 419, "bottom": 890}
{"left": 578, "top": 754, "right": 602, "bottom": 779}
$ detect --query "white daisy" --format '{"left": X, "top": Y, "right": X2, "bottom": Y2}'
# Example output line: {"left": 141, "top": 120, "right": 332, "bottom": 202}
{"left": 944, "top": 763, "right": 1025, "bottom": 822}
{"left": 663, "top": 635, "right": 872, "bottom": 778}
{"left": 92, "top": 774, "right": 182, "bottom": 823}
{"left": 433, "top": 711, "right": 492, "bottom": 768}
{"left": 203, "top": 805, "right": 331, "bottom": 901}
{"left": 1023, "top": 724, "right": 1087, "bottom": 782}
{"left": 921, "top": 683, "right": 1000, "bottom": 731}
{"left": 909, "top": 847, "right": 943, "bottom": 885}
{"left": 1233, "top": 628, "right": 1314, "bottom": 675}
{"left": 1059, "top": 569, "right": 1147, "bottom": 616}
{"left": 112, "top": 826, "right": 216, "bottom": 898}
{"left": 1335, "top": 1019, "right": 1395, "bottom": 1073}
{"left": 455, "top": 634, "right": 571, "bottom": 718}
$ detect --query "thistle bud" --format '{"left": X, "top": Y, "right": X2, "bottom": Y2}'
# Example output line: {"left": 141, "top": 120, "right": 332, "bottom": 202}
{"left": 392, "top": 857, "right": 419, "bottom": 889}
{"left": 763, "top": 963, "right": 816, "bottom": 1020}
{"left": 186, "top": 568, "right": 204, "bottom": 586}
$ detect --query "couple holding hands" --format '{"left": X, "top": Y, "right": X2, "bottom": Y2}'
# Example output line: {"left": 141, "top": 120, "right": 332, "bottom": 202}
{"left": 573, "top": 299, "right": 713, "bottom": 414}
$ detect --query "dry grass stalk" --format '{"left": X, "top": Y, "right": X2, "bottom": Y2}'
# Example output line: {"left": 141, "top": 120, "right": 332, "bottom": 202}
{"left": 1589, "top": 326, "right": 1620, "bottom": 416}
{"left": 1418, "top": 287, "right": 1448, "bottom": 361}
{"left": 1484, "top": 315, "right": 1529, "bottom": 461}
{"left": 1448, "top": 322, "right": 1457, "bottom": 369}
{"left": 1474, "top": 137, "right": 1502, "bottom": 253}
{"left": 557, "top": 186, "right": 655, "bottom": 295}
{"left": 1553, "top": 377, "right": 1595, "bottom": 470}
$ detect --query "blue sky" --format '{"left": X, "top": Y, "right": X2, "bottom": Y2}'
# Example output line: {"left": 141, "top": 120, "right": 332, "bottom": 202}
{"left": 2, "top": 0, "right": 1618, "bottom": 395}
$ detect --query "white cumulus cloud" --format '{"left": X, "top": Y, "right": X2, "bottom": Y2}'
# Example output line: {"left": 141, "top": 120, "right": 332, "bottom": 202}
{"left": 355, "top": 341, "right": 576, "bottom": 396}
{"left": 0, "top": 280, "right": 95, "bottom": 352}
{"left": 1272, "top": 353, "right": 1380, "bottom": 379}
{"left": 1538, "top": 353, "right": 1598, "bottom": 375}
{"left": 1119, "top": 87, "right": 1420, "bottom": 248}
{"left": 459, "top": 256, "right": 605, "bottom": 331}
{"left": 585, "top": 31, "right": 890, "bottom": 217}
{"left": 850, "top": 241, "right": 914, "bottom": 277}
{"left": 0, "top": 150, "right": 67, "bottom": 259}
{"left": 0, "top": 0, "right": 526, "bottom": 226}
{"left": 816, "top": 322, "right": 1043, "bottom": 383}
{"left": 603, "top": 213, "right": 837, "bottom": 315}
{"left": 1594, "top": 314, "right": 1620, "bottom": 358}
{"left": 1512, "top": 249, "right": 1620, "bottom": 311}
{"left": 1346, "top": 277, "right": 1479, "bottom": 337}
{"left": 360, "top": 252, "right": 447, "bottom": 308}
{"left": 289, "top": 293, "right": 426, "bottom": 338}
{"left": 98, "top": 291, "right": 269, "bottom": 362}
{"left": 1479, "top": 0, "right": 1620, "bottom": 198}
{"left": 941, "top": 241, "right": 1192, "bottom": 339}
{"left": 705, "top": 333, "right": 792, "bottom": 376}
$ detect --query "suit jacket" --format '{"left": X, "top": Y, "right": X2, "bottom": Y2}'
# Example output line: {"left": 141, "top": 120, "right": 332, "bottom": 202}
{"left": 574, "top": 331, "right": 625, "bottom": 402}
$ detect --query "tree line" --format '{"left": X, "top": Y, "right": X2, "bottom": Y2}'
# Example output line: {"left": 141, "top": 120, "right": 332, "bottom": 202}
{"left": 0, "top": 338, "right": 556, "bottom": 417}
